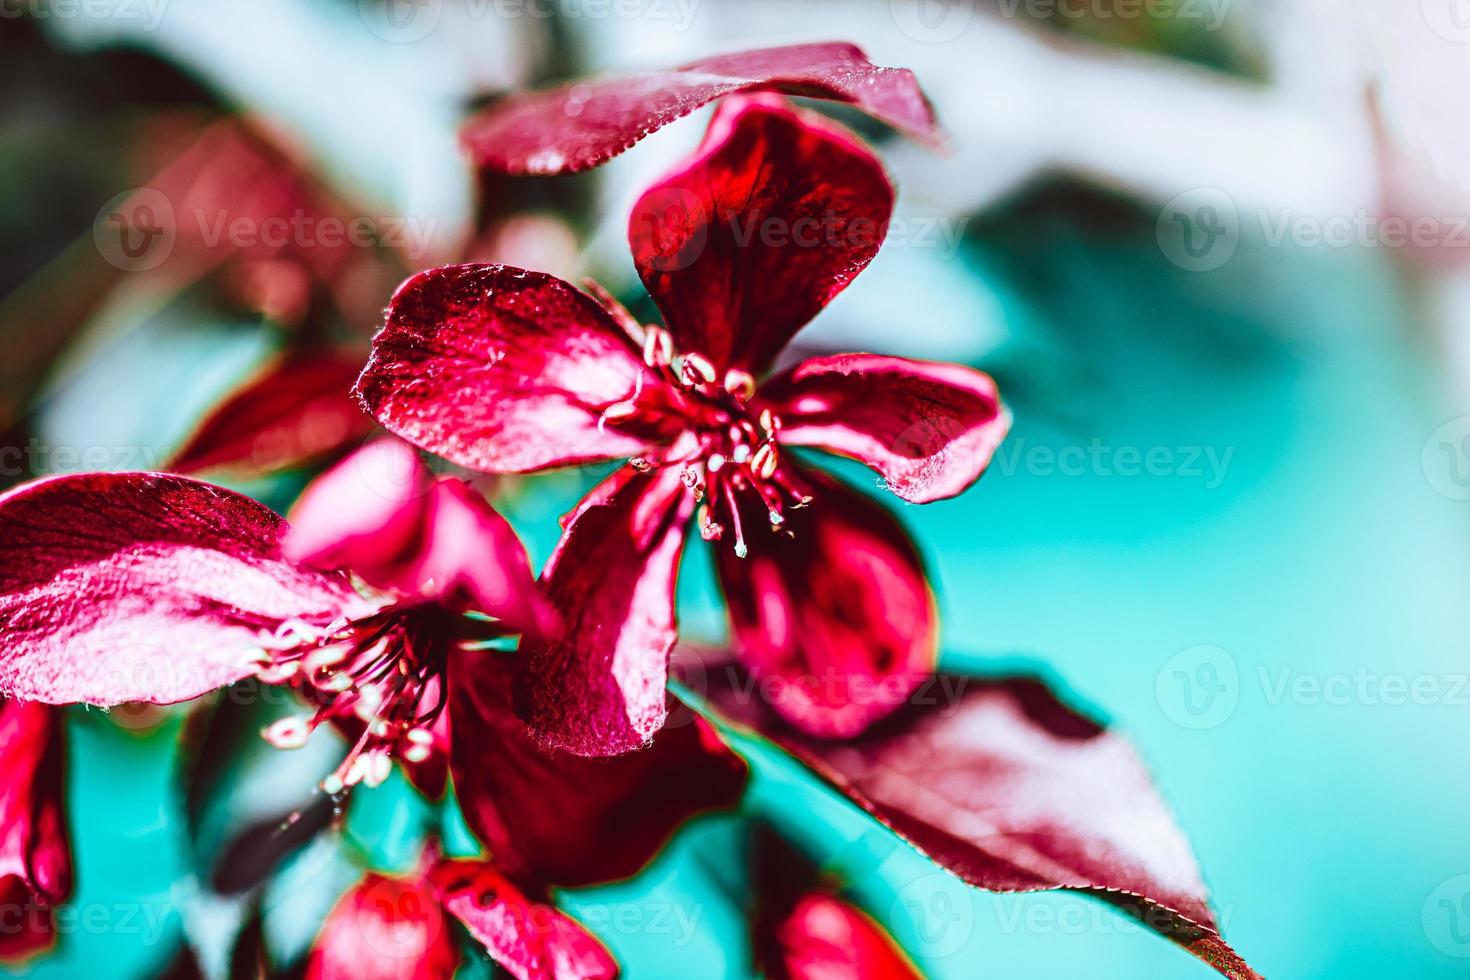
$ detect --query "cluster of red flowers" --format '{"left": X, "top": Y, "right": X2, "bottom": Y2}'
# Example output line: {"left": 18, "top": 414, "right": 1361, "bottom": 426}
{"left": 0, "top": 44, "right": 1258, "bottom": 980}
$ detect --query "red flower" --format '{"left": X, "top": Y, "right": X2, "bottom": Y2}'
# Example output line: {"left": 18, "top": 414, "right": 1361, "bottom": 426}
{"left": 0, "top": 701, "right": 70, "bottom": 964}
{"left": 357, "top": 96, "right": 1010, "bottom": 757}
{"left": 305, "top": 857, "right": 618, "bottom": 980}
{"left": 0, "top": 442, "right": 746, "bottom": 970}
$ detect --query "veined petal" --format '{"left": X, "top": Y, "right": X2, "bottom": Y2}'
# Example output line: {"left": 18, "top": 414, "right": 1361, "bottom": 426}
{"left": 0, "top": 473, "right": 361, "bottom": 705}
{"left": 430, "top": 860, "right": 618, "bottom": 980}
{"left": 449, "top": 653, "right": 745, "bottom": 887}
{"left": 305, "top": 872, "right": 459, "bottom": 980}
{"left": 629, "top": 97, "right": 893, "bottom": 376}
{"left": 0, "top": 701, "right": 69, "bottom": 963}
{"left": 714, "top": 467, "right": 936, "bottom": 739}
{"left": 517, "top": 467, "right": 694, "bottom": 757}
{"left": 762, "top": 354, "right": 1010, "bottom": 503}
{"left": 356, "top": 264, "right": 669, "bottom": 474}
{"left": 708, "top": 673, "right": 1261, "bottom": 980}
{"left": 462, "top": 42, "right": 941, "bottom": 175}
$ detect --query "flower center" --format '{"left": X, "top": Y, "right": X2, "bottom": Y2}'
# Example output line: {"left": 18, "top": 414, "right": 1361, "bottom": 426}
{"left": 250, "top": 604, "right": 457, "bottom": 794}
{"left": 602, "top": 325, "right": 811, "bottom": 557}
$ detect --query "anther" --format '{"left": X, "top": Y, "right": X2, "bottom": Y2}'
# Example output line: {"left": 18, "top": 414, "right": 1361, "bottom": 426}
{"left": 263, "top": 716, "right": 312, "bottom": 750}
{"left": 629, "top": 456, "right": 652, "bottom": 472}
{"left": 732, "top": 444, "right": 752, "bottom": 465}
{"left": 256, "top": 660, "right": 299, "bottom": 685}
{"left": 759, "top": 408, "right": 778, "bottom": 434}
{"left": 724, "top": 369, "right": 756, "bottom": 401}
{"left": 305, "top": 643, "right": 350, "bottom": 672}
{"left": 751, "top": 442, "right": 779, "bottom": 480}
{"left": 643, "top": 326, "right": 673, "bottom": 367}
{"left": 707, "top": 453, "right": 726, "bottom": 473}
{"left": 680, "top": 353, "right": 717, "bottom": 386}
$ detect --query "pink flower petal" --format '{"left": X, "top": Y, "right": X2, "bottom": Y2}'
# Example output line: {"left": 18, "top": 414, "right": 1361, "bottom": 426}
{"left": 629, "top": 97, "right": 894, "bottom": 376}
{"left": 0, "top": 473, "right": 361, "bottom": 705}
{"left": 0, "top": 700, "right": 70, "bottom": 965}
{"left": 768, "top": 893, "right": 922, "bottom": 980}
{"left": 517, "top": 466, "right": 694, "bottom": 757}
{"left": 714, "top": 467, "right": 936, "bottom": 739}
{"left": 708, "top": 673, "right": 1261, "bottom": 980}
{"left": 449, "top": 652, "right": 745, "bottom": 887}
{"left": 412, "top": 479, "right": 550, "bottom": 630}
{"left": 305, "top": 872, "right": 459, "bottom": 980}
{"left": 430, "top": 860, "right": 618, "bottom": 980}
{"left": 356, "top": 264, "right": 668, "bottom": 474}
{"left": 169, "top": 351, "right": 374, "bottom": 478}
{"left": 286, "top": 439, "right": 435, "bottom": 588}
{"left": 462, "top": 42, "right": 941, "bottom": 175}
{"left": 761, "top": 354, "right": 1011, "bottom": 504}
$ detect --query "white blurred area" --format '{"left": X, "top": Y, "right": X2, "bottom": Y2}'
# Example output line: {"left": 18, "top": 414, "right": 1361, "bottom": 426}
{"left": 567, "top": 0, "right": 1470, "bottom": 374}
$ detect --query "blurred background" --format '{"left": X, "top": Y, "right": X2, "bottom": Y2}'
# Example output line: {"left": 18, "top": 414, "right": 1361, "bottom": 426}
{"left": 4, "top": 0, "right": 1470, "bottom": 976}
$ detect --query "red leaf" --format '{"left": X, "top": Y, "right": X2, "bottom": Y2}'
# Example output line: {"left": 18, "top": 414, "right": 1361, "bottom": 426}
{"left": 462, "top": 42, "right": 942, "bottom": 175}
{"left": 706, "top": 669, "right": 1261, "bottom": 980}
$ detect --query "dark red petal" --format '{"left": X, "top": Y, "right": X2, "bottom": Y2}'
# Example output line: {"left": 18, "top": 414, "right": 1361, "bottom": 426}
{"left": 0, "top": 878, "right": 55, "bottom": 963}
{"left": 629, "top": 97, "right": 894, "bottom": 375}
{"left": 462, "top": 42, "right": 941, "bottom": 175}
{"left": 707, "top": 672, "right": 1261, "bottom": 980}
{"left": 430, "top": 860, "right": 618, "bottom": 980}
{"left": 0, "top": 700, "right": 70, "bottom": 964}
{"left": 356, "top": 264, "right": 669, "bottom": 475}
{"left": 715, "top": 468, "right": 936, "bottom": 739}
{"left": 305, "top": 872, "right": 459, "bottom": 980}
{"left": 768, "top": 893, "right": 922, "bottom": 980}
{"left": 168, "top": 351, "right": 374, "bottom": 478}
{"left": 449, "top": 652, "right": 745, "bottom": 887}
{"left": 516, "top": 466, "right": 694, "bottom": 756}
{"left": 0, "top": 473, "right": 362, "bottom": 705}
{"left": 761, "top": 354, "right": 1011, "bottom": 504}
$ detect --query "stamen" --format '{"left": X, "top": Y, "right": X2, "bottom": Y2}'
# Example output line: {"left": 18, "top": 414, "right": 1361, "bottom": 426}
{"left": 642, "top": 326, "right": 674, "bottom": 367}
{"left": 707, "top": 453, "right": 726, "bottom": 473}
{"left": 680, "top": 352, "right": 717, "bottom": 386}
{"left": 751, "top": 442, "right": 780, "bottom": 480}
{"left": 724, "top": 369, "right": 756, "bottom": 401}
{"left": 732, "top": 444, "right": 752, "bottom": 465}
{"left": 722, "top": 481, "right": 748, "bottom": 559}
{"left": 263, "top": 715, "right": 312, "bottom": 750}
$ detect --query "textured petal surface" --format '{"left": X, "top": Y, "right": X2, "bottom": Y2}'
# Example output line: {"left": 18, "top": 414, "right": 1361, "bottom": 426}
{"left": 708, "top": 672, "right": 1260, "bottom": 980}
{"left": 769, "top": 894, "right": 922, "bottom": 980}
{"left": 0, "top": 700, "right": 69, "bottom": 963}
{"left": 430, "top": 860, "right": 618, "bottom": 980}
{"left": 305, "top": 872, "right": 459, "bottom": 980}
{"left": 517, "top": 467, "right": 694, "bottom": 756}
{"left": 762, "top": 354, "right": 1011, "bottom": 503}
{"left": 0, "top": 473, "right": 360, "bottom": 705}
{"left": 169, "top": 351, "right": 373, "bottom": 478}
{"left": 450, "top": 652, "right": 745, "bottom": 887}
{"left": 715, "top": 468, "right": 936, "bottom": 739}
{"left": 462, "top": 42, "right": 941, "bottom": 175}
{"left": 629, "top": 97, "right": 894, "bottom": 375}
{"left": 356, "top": 264, "right": 664, "bottom": 474}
